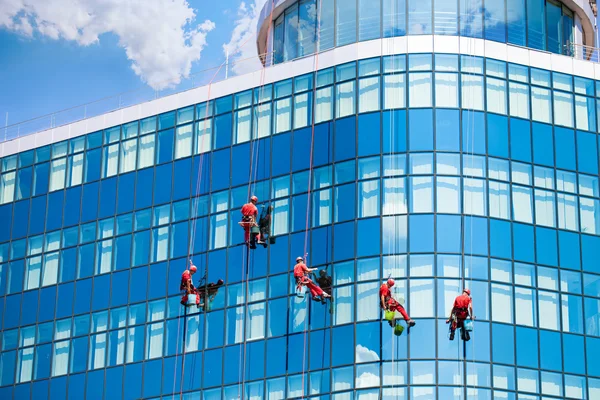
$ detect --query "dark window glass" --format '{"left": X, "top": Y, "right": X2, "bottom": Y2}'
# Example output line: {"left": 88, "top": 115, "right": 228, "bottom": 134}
{"left": 311, "top": 225, "right": 333, "bottom": 266}
{"left": 558, "top": 230, "right": 580, "bottom": 270}
{"left": 513, "top": 223, "right": 535, "bottom": 263}
{"left": 463, "top": 216, "right": 488, "bottom": 256}
{"left": 215, "top": 95, "right": 232, "bottom": 115}
{"left": 532, "top": 122, "right": 554, "bottom": 166}
{"left": 29, "top": 195, "right": 46, "bottom": 235}
{"left": 124, "top": 364, "right": 142, "bottom": 400}
{"left": 33, "top": 162, "right": 49, "bottom": 195}
{"left": 111, "top": 270, "right": 129, "bottom": 307}
{"left": 116, "top": 173, "right": 135, "bottom": 214}
{"left": 86, "top": 370, "right": 104, "bottom": 400}
{"left": 335, "top": 117, "right": 356, "bottom": 161}
{"left": 334, "top": 221, "right": 355, "bottom": 261}
{"left": 12, "top": 200, "right": 29, "bottom": 239}
{"left": 173, "top": 158, "right": 191, "bottom": 200}
{"left": 92, "top": 274, "right": 110, "bottom": 311}
{"left": 135, "top": 168, "right": 153, "bottom": 210}
{"left": 586, "top": 337, "right": 600, "bottom": 376}
{"left": 292, "top": 128, "right": 312, "bottom": 171}
{"left": 148, "top": 262, "right": 167, "bottom": 299}
{"left": 211, "top": 149, "right": 230, "bottom": 191}
{"left": 358, "top": 218, "right": 380, "bottom": 257}
{"left": 409, "top": 109, "right": 433, "bottom": 151}
{"left": 129, "top": 267, "right": 148, "bottom": 303}
{"left": 99, "top": 177, "right": 117, "bottom": 218}
{"left": 170, "top": 221, "right": 188, "bottom": 259}
{"left": 358, "top": 112, "right": 381, "bottom": 157}
{"left": 410, "top": 214, "right": 434, "bottom": 252}
{"left": 535, "top": 227, "right": 557, "bottom": 266}
{"left": 4, "top": 294, "right": 20, "bottom": 329}
{"left": 487, "top": 114, "right": 508, "bottom": 158}
{"left": 272, "top": 132, "right": 291, "bottom": 176}
{"left": 490, "top": 219, "right": 511, "bottom": 259}
{"left": 63, "top": 186, "right": 81, "bottom": 227}
{"left": 0, "top": 204, "right": 12, "bottom": 242}
{"left": 49, "top": 376, "right": 67, "bottom": 400}
{"left": 335, "top": 183, "right": 355, "bottom": 223}
{"left": 143, "top": 359, "right": 162, "bottom": 397}
{"left": 437, "top": 215, "right": 461, "bottom": 253}
{"left": 231, "top": 144, "right": 251, "bottom": 186}
{"left": 510, "top": 118, "right": 531, "bottom": 162}
{"left": 84, "top": 148, "right": 101, "bottom": 183}
{"left": 203, "top": 349, "right": 223, "bottom": 388}
{"left": 74, "top": 278, "right": 92, "bottom": 315}
{"left": 153, "top": 164, "right": 172, "bottom": 205}
{"left": 492, "top": 323, "right": 514, "bottom": 364}
{"left": 581, "top": 234, "right": 600, "bottom": 274}
{"left": 19, "top": 150, "right": 34, "bottom": 167}
{"left": 214, "top": 114, "right": 232, "bottom": 149}
{"left": 60, "top": 248, "right": 76, "bottom": 283}
{"left": 38, "top": 286, "right": 56, "bottom": 322}
{"left": 46, "top": 191, "right": 64, "bottom": 231}
{"left": 56, "top": 282, "right": 74, "bottom": 318}
{"left": 0, "top": 351, "right": 16, "bottom": 386}
{"left": 35, "top": 146, "right": 51, "bottom": 163}
{"left": 156, "top": 129, "right": 174, "bottom": 165}
{"left": 577, "top": 130, "right": 598, "bottom": 174}
{"left": 21, "top": 289, "right": 38, "bottom": 325}
{"left": 16, "top": 166, "right": 32, "bottom": 200}
{"left": 563, "top": 333, "right": 585, "bottom": 374}
{"left": 255, "top": 137, "right": 271, "bottom": 181}
{"left": 81, "top": 182, "right": 99, "bottom": 222}
{"left": 555, "top": 127, "right": 576, "bottom": 170}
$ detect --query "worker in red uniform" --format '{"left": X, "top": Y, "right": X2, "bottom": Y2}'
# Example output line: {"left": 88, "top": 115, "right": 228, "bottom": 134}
{"left": 380, "top": 279, "right": 416, "bottom": 328}
{"left": 180, "top": 261, "right": 201, "bottom": 308}
{"left": 240, "top": 196, "right": 262, "bottom": 248}
{"left": 293, "top": 256, "right": 331, "bottom": 301}
{"left": 447, "top": 288, "right": 474, "bottom": 341}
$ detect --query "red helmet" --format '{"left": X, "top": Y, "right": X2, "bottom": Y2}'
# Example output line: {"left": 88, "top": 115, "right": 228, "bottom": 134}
{"left": 250, "top": 196, "right": 258, "bottom": 202}
{"left": 463, "top": 288, "right": 471, "bottom": 295}
{"left": 387, "top": 279, "right": 395, "bottom": 287}
{"left": 189, "top": 265, "right": 197, "bottom": 274}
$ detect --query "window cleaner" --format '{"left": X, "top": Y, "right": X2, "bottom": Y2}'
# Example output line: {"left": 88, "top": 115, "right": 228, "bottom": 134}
{"left": 380, "top": 279, "right": 416, "bottom": 329}
{"left": 180, "top": 260, "right": 201, "bottom": 308}
{"left": 447, "top": 288, "right": 474, "bottom": 341}
{"left": 257, "top": 204, "right": 275, "bottom": 247}
{"left": 293, "top": 256, "right": 331, "bottom": 302}
{"left": 316, "top": 269, "right": 334, "bottom": 313}
{"left": 196, "top": 279, "right": 224, "bottom": 311}
{"left": 239, "top": 195, "right": 263, "bottom": 249}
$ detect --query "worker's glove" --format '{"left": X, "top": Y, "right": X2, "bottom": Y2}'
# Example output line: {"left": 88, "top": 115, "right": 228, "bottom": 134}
{"left": 445, "top": 319, "right": 450, "bottom": 324}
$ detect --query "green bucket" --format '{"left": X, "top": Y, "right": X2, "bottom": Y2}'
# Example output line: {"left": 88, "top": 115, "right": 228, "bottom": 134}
{"left": 394, "top": 325, "right": 404, "bottom": 336}
{"left": 384, "top": 310, "right": 395, "bottom": 321}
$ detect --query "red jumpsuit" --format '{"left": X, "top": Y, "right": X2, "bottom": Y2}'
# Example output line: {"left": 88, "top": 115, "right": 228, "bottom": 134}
{"left": 241, "top": 203, "right": 259, "bottom": 242}
{"left": 294, "top": 263, "right": 325, "bottom": 298}
{"left": 379, "top": 284, "right": 410, "bottom": 321}
{"left": 180, "top": 270, "right": 200, "bottom": 306}
{"left": 449, "top": 294, "right": 471, "bottom": 332}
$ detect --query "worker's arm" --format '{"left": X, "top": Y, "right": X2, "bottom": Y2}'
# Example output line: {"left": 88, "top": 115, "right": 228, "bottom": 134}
{"left": 381, "top": 294, "right": 387, "bottom": 310}
{"left": 469, "top": 301, "right": 474, "bottom": 319}
{"left": 186, "top": 279, "right": 192, "bottom": 294}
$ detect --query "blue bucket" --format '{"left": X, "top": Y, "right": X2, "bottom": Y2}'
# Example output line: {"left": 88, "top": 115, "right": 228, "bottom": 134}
{"left": 463, "top": 319, "right": 473, "bottom": 332}
{"left": 186, "top": 294, "right": 197, "bottom": 307}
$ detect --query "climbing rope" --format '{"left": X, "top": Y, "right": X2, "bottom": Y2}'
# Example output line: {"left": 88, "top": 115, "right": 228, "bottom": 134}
{"left": 299, "top": 1, "right": 325, "bottom": 397}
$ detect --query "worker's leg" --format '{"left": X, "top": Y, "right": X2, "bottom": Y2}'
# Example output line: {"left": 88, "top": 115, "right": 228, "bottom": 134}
{"left": 392, "top": 304, "right": 410, "bottom": 321}
{"left": 306, "top": 281, "right": 324, "bottom": 298}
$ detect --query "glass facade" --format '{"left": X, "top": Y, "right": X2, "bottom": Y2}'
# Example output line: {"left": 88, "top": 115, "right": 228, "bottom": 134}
{"left": 1, "top": 53, "right": 600, "bottom": 399}
{"left": 272, "top": 0, "right": 576, "bottom": 64}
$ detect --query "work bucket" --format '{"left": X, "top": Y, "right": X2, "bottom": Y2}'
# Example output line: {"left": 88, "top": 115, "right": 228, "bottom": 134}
{"left": 394, "top": 324, "right": 404, "bottom": 336}
{"left": 384, "top": 310, "right": 395, "bottom": 321}
{"left": 186, "top": 294, "right": 197, "bottom": 307}
{"left": 463, "top": 319, "right": 473, "bottom": 332}
{"left": 269, "top": 236, "right": 276, "bottom": 244}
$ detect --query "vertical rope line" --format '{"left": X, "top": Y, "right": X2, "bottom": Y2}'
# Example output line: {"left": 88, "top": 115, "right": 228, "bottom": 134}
{"left": 300, "top": 1, "right": 323, "bottom": 398}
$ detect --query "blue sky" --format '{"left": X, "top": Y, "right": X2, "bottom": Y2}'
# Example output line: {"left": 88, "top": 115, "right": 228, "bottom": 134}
{"left": 0, "top": 0, "right": 266, "bottom": 128}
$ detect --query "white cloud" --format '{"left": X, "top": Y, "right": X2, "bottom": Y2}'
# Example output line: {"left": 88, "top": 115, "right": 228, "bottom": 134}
{"left": 355, "top": 344, "right": 380, "bottom": 363}
{"left": 222, "top": 0, "right": 267, "bottom": 76}
{"left": 0, "top": 0, "right": 215, "bottom": 90}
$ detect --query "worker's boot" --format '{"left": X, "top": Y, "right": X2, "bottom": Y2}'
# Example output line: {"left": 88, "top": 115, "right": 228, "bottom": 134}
{"left": 449, "top": 330, "right": 455, "bottom": 341}
{"left": 462, "top": 329, "right": 470, "bottom": 341}
{"left": 407, "top": 319, "right": 416, "bottom": 327}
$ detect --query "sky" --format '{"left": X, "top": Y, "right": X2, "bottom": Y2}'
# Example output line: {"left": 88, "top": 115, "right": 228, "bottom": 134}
{"left": 0, "top": 0, "right": 269, "bottom": 128}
